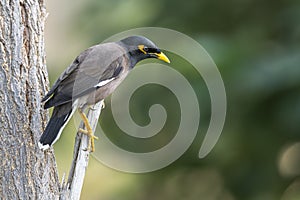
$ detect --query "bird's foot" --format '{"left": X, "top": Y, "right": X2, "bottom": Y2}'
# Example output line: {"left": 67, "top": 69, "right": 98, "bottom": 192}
{"left": 88, "top": 105, "right": 97, "bottom": 111}
{"left": 78, "top": 128, "right": 98, "bottom": 152}
{"left": 87, "top": 101, "right": 105, "bottom": 111}
{"left": 78, "top": 108, "right": 98, "bottom": 152}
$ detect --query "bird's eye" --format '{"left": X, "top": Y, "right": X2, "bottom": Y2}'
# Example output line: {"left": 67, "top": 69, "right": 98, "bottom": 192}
{"left": 143, "top": 46, "right": 149, "bottom": 52}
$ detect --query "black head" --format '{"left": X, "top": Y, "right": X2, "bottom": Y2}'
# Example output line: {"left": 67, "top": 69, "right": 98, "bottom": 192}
{"left": 118, "top": 35, "right": 170, "bottom": 67}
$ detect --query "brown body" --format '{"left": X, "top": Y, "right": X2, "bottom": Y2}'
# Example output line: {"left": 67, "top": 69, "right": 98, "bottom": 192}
{"left": 39, "top": 36, "right": 170, "bottom": 150}
{"left": 44, "top": 42, "right": 131, "bottom": 112}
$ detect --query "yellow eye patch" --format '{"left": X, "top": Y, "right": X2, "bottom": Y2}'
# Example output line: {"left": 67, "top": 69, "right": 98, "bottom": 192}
{"left": 138, "top": 45, "right": 147, "bottom": 54}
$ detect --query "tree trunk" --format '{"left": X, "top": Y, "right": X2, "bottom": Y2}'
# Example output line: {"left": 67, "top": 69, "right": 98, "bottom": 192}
{"left": 0, "top": 0, "right": 60, "bottom": 199}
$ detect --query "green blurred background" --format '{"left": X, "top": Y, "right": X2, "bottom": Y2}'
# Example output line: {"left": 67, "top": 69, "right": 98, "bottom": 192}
{"left": 45, "top": 0, "right": 300, "bottom": 199}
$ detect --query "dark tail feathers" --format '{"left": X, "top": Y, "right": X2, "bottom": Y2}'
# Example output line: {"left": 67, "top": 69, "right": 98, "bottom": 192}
{"left": 39, "top": 103, "right": 73, "bottom": 150}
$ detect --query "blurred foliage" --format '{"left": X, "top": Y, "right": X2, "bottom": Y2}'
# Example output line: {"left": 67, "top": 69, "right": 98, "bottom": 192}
{"left": 46, "top": 0, "right": 300, "bottom": 199}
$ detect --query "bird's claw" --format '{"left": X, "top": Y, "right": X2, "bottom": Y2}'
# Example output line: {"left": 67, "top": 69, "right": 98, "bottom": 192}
{"left": 78, "top": 128, "right": 98, "bottom": 139}
{"left": 88, "top": 105, "right": 97, "bottom": 111}
{"left": 78, "top": 128, "right": 98, "bottom": 152}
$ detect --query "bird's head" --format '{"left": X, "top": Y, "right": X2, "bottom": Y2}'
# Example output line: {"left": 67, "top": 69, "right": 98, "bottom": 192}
{"left": 119, "top": 36, "right": 170, "bottom": 66}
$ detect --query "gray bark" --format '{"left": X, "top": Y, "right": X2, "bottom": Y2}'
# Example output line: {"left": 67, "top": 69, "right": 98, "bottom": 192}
{"left": 60, "top": 101, "right": 104, "bottom": 200}
{"left": 0, "top": 0, "right": 60, "bottom": 199}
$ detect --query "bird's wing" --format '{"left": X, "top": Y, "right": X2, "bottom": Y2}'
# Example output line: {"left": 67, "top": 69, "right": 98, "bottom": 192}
{"left": 43, "top": 43, "right": 127, "bottom": 109}
{"left": 42, "top": 47, "right": 93, "bottom": 102}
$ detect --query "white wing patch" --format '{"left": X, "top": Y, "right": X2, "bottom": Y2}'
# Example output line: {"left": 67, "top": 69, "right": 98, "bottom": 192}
{"left": 95, "top": 77, "right": 115, "bottom": 88}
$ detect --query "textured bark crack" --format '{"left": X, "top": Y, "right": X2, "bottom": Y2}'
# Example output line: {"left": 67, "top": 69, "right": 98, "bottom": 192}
{"left": 0, "top": 0, "right": 59, "bottom": 199}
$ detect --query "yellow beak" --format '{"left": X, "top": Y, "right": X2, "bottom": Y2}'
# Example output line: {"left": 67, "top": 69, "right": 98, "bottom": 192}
{"left": 155, "top": 52, "right": 171, "bottom": 63}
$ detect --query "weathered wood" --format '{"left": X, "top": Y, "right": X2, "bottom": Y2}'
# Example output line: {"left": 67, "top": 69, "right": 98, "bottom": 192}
{"left": 0, "top": 0, "right": 60, "bottom": 199}
{"left": 60, "top": 101, "right": 103, "bottom": 200}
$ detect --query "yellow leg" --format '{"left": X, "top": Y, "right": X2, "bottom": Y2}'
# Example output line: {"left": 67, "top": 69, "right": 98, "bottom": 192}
{"left": 78, "top": 109, "right": 98, "bottom": 152}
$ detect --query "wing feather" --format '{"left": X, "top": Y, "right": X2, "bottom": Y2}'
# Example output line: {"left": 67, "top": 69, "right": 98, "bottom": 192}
{"left": 43, "top": 43, "right": 127, "bottom": 109}
{"left": 42, "top": 47, "right": 92, "bottom": 102}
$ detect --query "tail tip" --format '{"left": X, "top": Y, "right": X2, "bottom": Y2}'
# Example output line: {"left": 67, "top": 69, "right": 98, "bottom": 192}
{"left": 38, "top": 142, "right": 50, "bottom": 151}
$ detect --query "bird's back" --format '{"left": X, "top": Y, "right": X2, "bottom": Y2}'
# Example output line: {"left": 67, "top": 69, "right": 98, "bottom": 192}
{"left": 43, "top": 42, "right": 128, "bottom": 109}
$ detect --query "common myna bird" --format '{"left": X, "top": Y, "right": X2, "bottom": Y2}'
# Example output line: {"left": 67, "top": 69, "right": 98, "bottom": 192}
{"left": 38, "top": 36, "right": 170, "bottom": 152}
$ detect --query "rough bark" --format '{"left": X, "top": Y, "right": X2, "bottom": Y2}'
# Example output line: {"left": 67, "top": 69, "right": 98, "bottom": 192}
{"left": 0, "top": 0, "right": 60, "bottom": 199}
